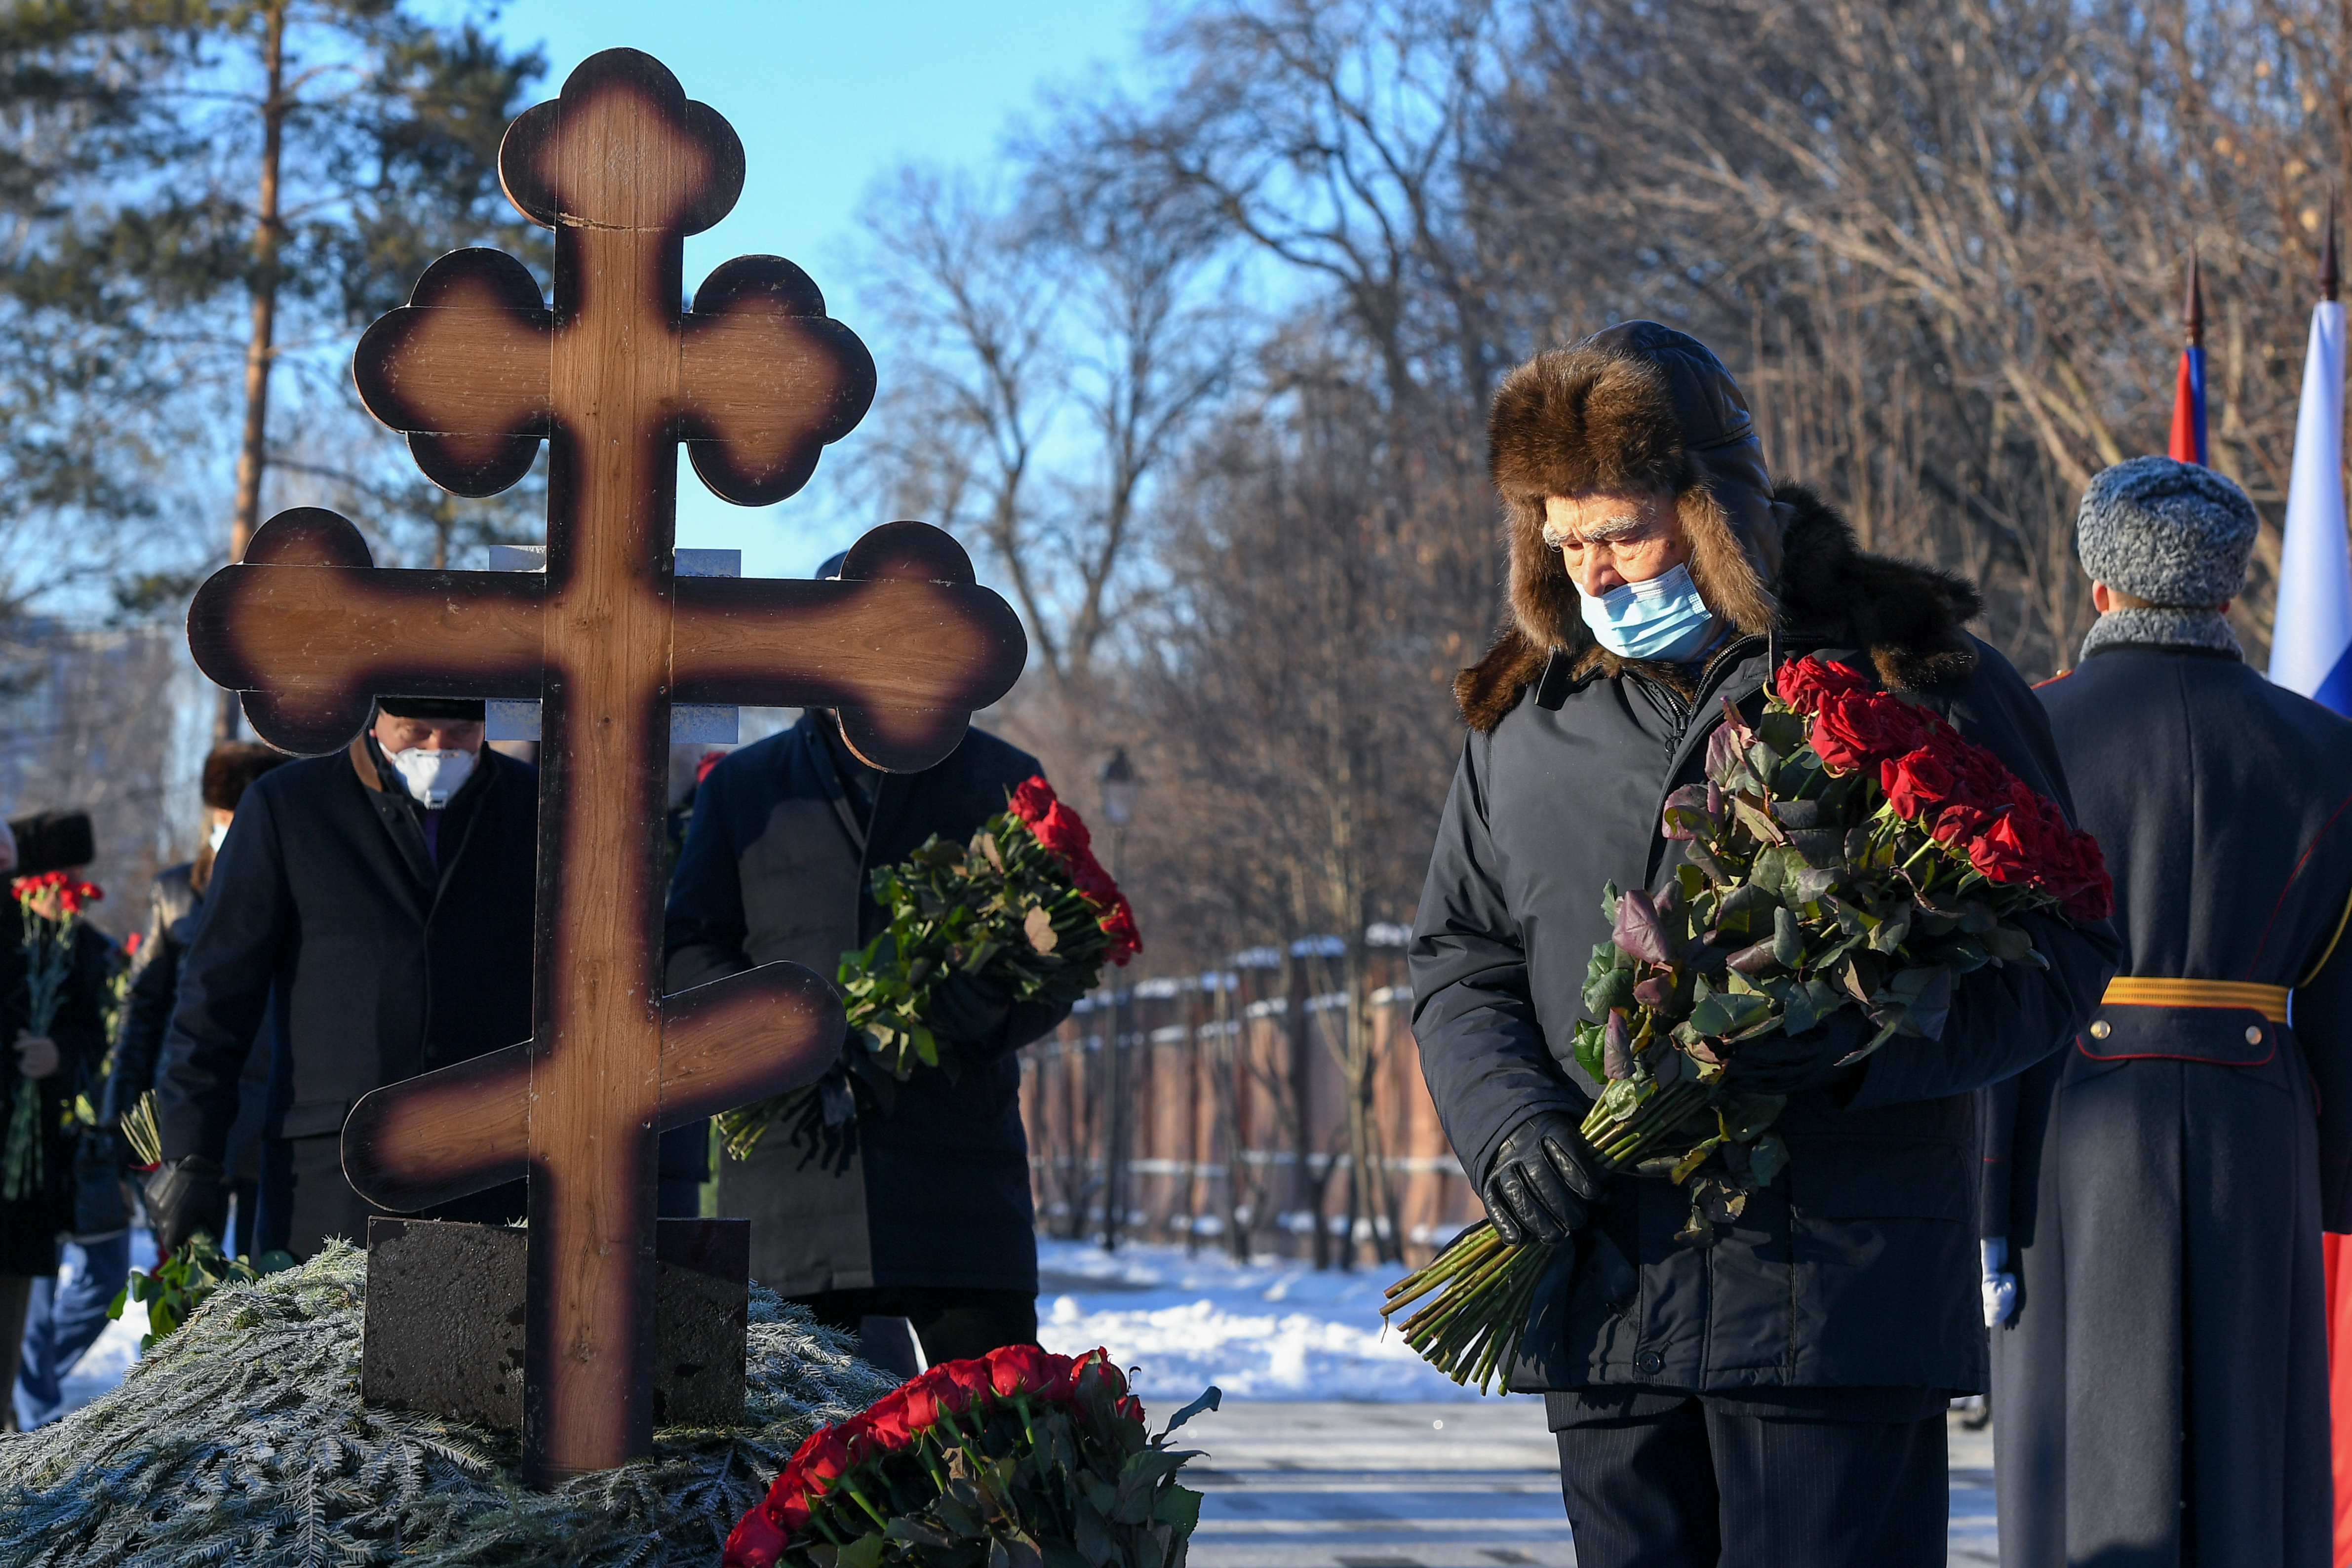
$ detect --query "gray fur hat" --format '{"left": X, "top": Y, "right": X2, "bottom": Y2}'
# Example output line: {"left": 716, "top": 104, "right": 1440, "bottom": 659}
{"left": 2076, "top": 456, "right": 2256, "bottom": 606}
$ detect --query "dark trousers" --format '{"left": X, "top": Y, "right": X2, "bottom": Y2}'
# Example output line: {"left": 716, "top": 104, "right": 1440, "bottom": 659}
{"left": 1555, "top": 1399, "right": 1947, "bottom": 1568}
{"left": 792, "top": 1287, "right": 1037, "bottom": 1372}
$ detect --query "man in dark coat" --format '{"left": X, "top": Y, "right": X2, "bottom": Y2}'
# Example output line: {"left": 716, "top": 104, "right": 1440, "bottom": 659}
{"left": 149, "top": 698, "right": 540, "bottom": 1257}
{"left": 1410, "top": 322, "right": 2121, "bottom": 1567}
{"left": 665, "top": 570, "right": 1067, "bottom": 1365}
{"left": 101, "top": 742, "right": 287, "bottom": 1254}
{"left": 1979, "top": 456, "right": 2352, "bottom": 1568}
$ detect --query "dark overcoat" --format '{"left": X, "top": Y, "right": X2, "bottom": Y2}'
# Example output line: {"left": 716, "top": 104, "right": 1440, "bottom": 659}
{"left": 155, "top": 740, "right": 539, "bottom": 1254}
{"left": 1983, "top": 642, "right": 2352, "bottom": 1568}
{"left": 104, "top": 862, "right": 271, "bottom": 1187}
{"left": 0, "top": 907, "right": 114, "bottom": 1276}
{"left": 664, "top": 714, "right": 1065, "bottom": 1297}
{"left": 1412, "top": 488, "right": 2121, "bottom": 1404}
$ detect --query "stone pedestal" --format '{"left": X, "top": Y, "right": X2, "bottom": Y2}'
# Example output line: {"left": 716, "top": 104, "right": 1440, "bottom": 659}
{"left": 360, "top": 1217, "right": 750, "bottom": 1432}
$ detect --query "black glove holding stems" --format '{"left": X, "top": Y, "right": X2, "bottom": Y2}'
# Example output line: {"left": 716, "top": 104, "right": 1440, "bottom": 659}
{"left": 145, "top": 1155, "right": 227, "bottom": 1255}
{"left": 926, "top": 968, "right": 1014, "bottom": 1048}
{"left": 1482, "top": 1109, "right": 1607, "bottom": 1244}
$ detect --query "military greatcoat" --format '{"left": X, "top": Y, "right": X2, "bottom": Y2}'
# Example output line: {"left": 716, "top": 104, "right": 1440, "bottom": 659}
{"left": 1984, "top": 639, "right": 2352, "bottom": 1568}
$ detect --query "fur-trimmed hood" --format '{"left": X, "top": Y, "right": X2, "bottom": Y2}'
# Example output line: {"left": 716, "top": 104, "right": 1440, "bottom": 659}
{"left": 1458, "top": 323, "right": 1981, "bottom": 731}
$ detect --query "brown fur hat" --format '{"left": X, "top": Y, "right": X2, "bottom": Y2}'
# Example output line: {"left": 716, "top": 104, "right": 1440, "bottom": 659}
{"left": 1459, "top": 319, "right": 1981, "bottom": 730}
{"left": 202, "top": 741, "right": 289, "bottom": 813}
{"left": 1485, "top": 321, "right": 1786, "bottom": 670}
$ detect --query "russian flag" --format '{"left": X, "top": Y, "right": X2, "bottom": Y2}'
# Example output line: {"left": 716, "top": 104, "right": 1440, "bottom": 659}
{"left": 2170, "top": 257, "right": 2208, "bottom": 467}
{"left": 2274, "top": 214, "right": 2352, "bottom": 1568}
{"left": 2274, "top": 235, "right": 2352, "bottom": 715}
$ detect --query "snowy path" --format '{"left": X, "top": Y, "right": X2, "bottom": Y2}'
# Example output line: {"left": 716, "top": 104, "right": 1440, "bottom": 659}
{"left": 1169, "top": 1402, "right": 1994, "bottom": 1568}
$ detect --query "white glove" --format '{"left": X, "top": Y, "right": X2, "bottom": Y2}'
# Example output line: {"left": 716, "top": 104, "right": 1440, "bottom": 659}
{"left": 1981, "top": 1237, "right": 2017, "bottom": 1327}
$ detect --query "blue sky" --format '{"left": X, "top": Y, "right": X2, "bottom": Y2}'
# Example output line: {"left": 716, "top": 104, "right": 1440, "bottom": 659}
{"left": 464, "top": 0, "right": 1151, "bottom": 576}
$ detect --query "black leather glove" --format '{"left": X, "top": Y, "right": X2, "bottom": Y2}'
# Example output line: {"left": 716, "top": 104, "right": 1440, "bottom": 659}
{"left": 145, "top": 1155, "right": 227, "bottom": 1255}
{"left": 1720, "top": 1012, "right": 1868, "bottom": 1096}
{"left": 926, "top": 969, "right": 1014, "bottom": 1048}
{"left": 1482, "top": 1110, "right": 1607, "bottom": 1244}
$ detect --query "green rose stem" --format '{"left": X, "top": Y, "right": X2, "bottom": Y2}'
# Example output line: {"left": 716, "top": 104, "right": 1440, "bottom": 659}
{"left": 842, "top": 1479, "right": 891, "bottom": 1530}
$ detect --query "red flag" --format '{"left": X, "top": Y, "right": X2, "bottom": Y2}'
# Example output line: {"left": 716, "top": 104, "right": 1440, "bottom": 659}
{"left": 2170, "top": 256, "right": 2207, "bottom": 466}
{"left": 2169, "top": 346, "right": 2207, "bottom": 466}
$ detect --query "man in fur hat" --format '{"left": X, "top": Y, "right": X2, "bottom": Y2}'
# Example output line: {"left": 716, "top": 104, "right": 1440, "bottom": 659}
{"left": 1980, "top": 457, "right": 2352, "bottom": 1567}
{"left": 1409, "top": 321, "right": 2120, "bottom": 1566}
{"left": 148, "top": 698, "right": 540, "bottom": 1257}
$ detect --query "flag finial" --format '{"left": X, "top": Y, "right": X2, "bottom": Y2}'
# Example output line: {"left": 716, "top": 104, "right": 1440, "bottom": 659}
{"left": 2184, "top": 251, "right": 2204, "bottom": 347}
{"left": 2324, "top": 198, "right": 2340, "bottom": 303}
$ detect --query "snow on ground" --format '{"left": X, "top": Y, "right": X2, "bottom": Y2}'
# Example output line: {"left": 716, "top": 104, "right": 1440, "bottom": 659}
{"left": 57, "top": 1233, "right": 1476, "bottom": 1415}
{"left": 1032, "top": 1238, "right": 1483, "bottom": 1403}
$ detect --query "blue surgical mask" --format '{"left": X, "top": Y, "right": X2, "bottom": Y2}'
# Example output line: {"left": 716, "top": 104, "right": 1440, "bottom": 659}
{"left": 1577, "top": 563, "right": 1719, "bottom": 661}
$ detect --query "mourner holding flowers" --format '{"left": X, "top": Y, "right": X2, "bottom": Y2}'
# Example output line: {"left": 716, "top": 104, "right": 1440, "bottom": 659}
{"left": 667, "top": 549, "right": 1121, "bottom": 1370}
{"left": 0, "top": 828, "right": 114, "bottom": 1430}
{"left": 1408, "top": 321, "right": 2121, "bottom": 1567}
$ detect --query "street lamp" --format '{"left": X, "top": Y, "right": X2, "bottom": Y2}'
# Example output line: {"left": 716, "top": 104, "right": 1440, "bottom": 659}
{"left": 1099, "top": 748, "right": 1137, "bottom": 1250}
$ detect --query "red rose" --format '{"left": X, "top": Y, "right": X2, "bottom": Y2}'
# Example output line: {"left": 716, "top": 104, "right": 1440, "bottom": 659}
{"left": 1809, "top": 692, "right": 1937, "bottom": 773}
{"left": 898, "top": 1379, "right": 942, "bottom": 1434}
{"left": 1031, "top": 801, "right": 1094, "bottom": 861}
{"left": 987, "top": 1342, "right": 1071, "bottom": 1399}
{"left": 790, "top": 1439, "right": 856, "bottom": 1495}
{"left": 2061, "top": 854, "right": 2115, "bottom": 922}
{"left": 723, "top": 1503, "right": 787, "bottom": 1568}
{"left": 1009, "top": 775, "right": 1058, "bottom": 824}
{"left": 1966, "top": 813, "right": 2039, "bottom": 885}
{"left": 862, "top": 1386, "right": 914, "bottom": 1449}
{"left": 1772, "top": 656, "right": 1877, "bottom": 715}
{"left": 1116, "top": 1394, "right": 1146, "bottom": 1423}
{"left": 1059, "top": 1347, "right": 1128, "bottom": 1404}
{"left": 770, "top": 1486, "right": 812, "bottom": 1535}
{"left": 936, "top": 1355, "right": 996, "bottom": 1412}
{"left": 1879, "top": 747, "right": 1958, "bottom": 822}
{"left": 1100, "top": 904, "right": 1142, "bottom": 965}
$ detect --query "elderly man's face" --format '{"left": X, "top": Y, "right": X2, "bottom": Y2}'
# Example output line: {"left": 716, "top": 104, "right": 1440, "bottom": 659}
{"left": 1544, "top": 489, "right": 1691, "bottom": 597}
{"left": 373, "top": 712, "right": 485, "bottom": 755}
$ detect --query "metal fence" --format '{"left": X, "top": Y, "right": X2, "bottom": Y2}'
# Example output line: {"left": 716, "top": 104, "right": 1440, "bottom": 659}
{"left": 1018, "top": 937, "right": 1480, "bottom": 1268}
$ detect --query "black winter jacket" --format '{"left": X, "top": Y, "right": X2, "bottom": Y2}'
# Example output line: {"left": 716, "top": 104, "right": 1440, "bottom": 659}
{"left": 665, "top": 713, "right": 1066, "bottom": 1296}
{"left": 105, "top": 862, "right": 273, "bottom": 1186}
{"left": 1412, "top": 487, "right": 2121, "bottom": 1400}
{"left": 157, "top": 741, "right": 539, "bottom": 1165}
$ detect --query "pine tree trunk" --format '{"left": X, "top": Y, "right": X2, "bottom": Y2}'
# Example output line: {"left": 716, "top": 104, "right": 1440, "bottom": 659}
{"left": 220, "top": 0, "right": 290, "bottom": 742}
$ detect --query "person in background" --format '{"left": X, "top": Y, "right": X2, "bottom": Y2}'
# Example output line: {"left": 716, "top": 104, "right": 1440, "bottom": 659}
{"left": 664, "top": 550, "right": 1069, "bottom": 1373}
{"left": 17, "top": 753, "right": 279, "bottom": 1428}
{"left": 147, "top": 699, "right": 543, "bottom": 1256}
{"left": 97, "top": 743, "right": 288, "bottom": 1255}
{"left": 1981, "top": 458, "right": 2352, "bottom": 1567}
{"left": 0, "top": 820, "right": 117, "bottom": 1429}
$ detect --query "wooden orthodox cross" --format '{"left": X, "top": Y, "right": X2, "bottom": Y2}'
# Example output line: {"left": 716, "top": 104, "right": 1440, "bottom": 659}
{"left": 183, "top": 48, "right": 1025, "bottom": 1482}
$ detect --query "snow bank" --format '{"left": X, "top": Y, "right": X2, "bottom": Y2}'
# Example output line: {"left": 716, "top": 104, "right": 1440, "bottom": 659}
{"left": 1033, "top": 1238, "right": 1482, "bottom": 1403}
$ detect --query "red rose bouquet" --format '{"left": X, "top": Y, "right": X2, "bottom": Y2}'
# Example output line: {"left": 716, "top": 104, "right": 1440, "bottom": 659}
{"left": 1383, "top": 656, "right": 2111, "bottom": 1391}
{"left": 719, "top": 776, "right": 1139, "bottom": 1159}
{"left": 721, "top": 1344, "right": 1217, "bottom": 1568}
{"left": 4, "top": 871, "right": 100, "bottom": 1202}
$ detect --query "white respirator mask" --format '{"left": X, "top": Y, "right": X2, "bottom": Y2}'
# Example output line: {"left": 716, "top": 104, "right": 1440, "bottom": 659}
{"left": 386, "top": 747, "right": 476, "bottom": 809}
{"left": 208, "top": 821, "right": 230, "bottom": 852}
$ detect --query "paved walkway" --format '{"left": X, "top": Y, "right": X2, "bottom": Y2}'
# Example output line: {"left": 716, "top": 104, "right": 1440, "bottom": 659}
{"left": 1179, "top": 1402, "right": 1997, "bottom": 1567}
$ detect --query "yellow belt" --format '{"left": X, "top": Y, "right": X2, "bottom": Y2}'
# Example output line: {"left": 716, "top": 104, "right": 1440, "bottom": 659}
{"left": 2100, "top": 977, "right": 2292, "bottom": 1023}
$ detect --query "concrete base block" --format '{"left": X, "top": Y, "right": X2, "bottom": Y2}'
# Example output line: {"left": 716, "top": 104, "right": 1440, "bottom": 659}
{"left": 360, "top": 1216, "right": 749, "bottom": 1432}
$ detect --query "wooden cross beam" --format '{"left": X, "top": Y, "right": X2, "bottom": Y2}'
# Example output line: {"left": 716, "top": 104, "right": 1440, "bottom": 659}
{"left": 181, "top": 48, "right": 1026, "bottom": 1484}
